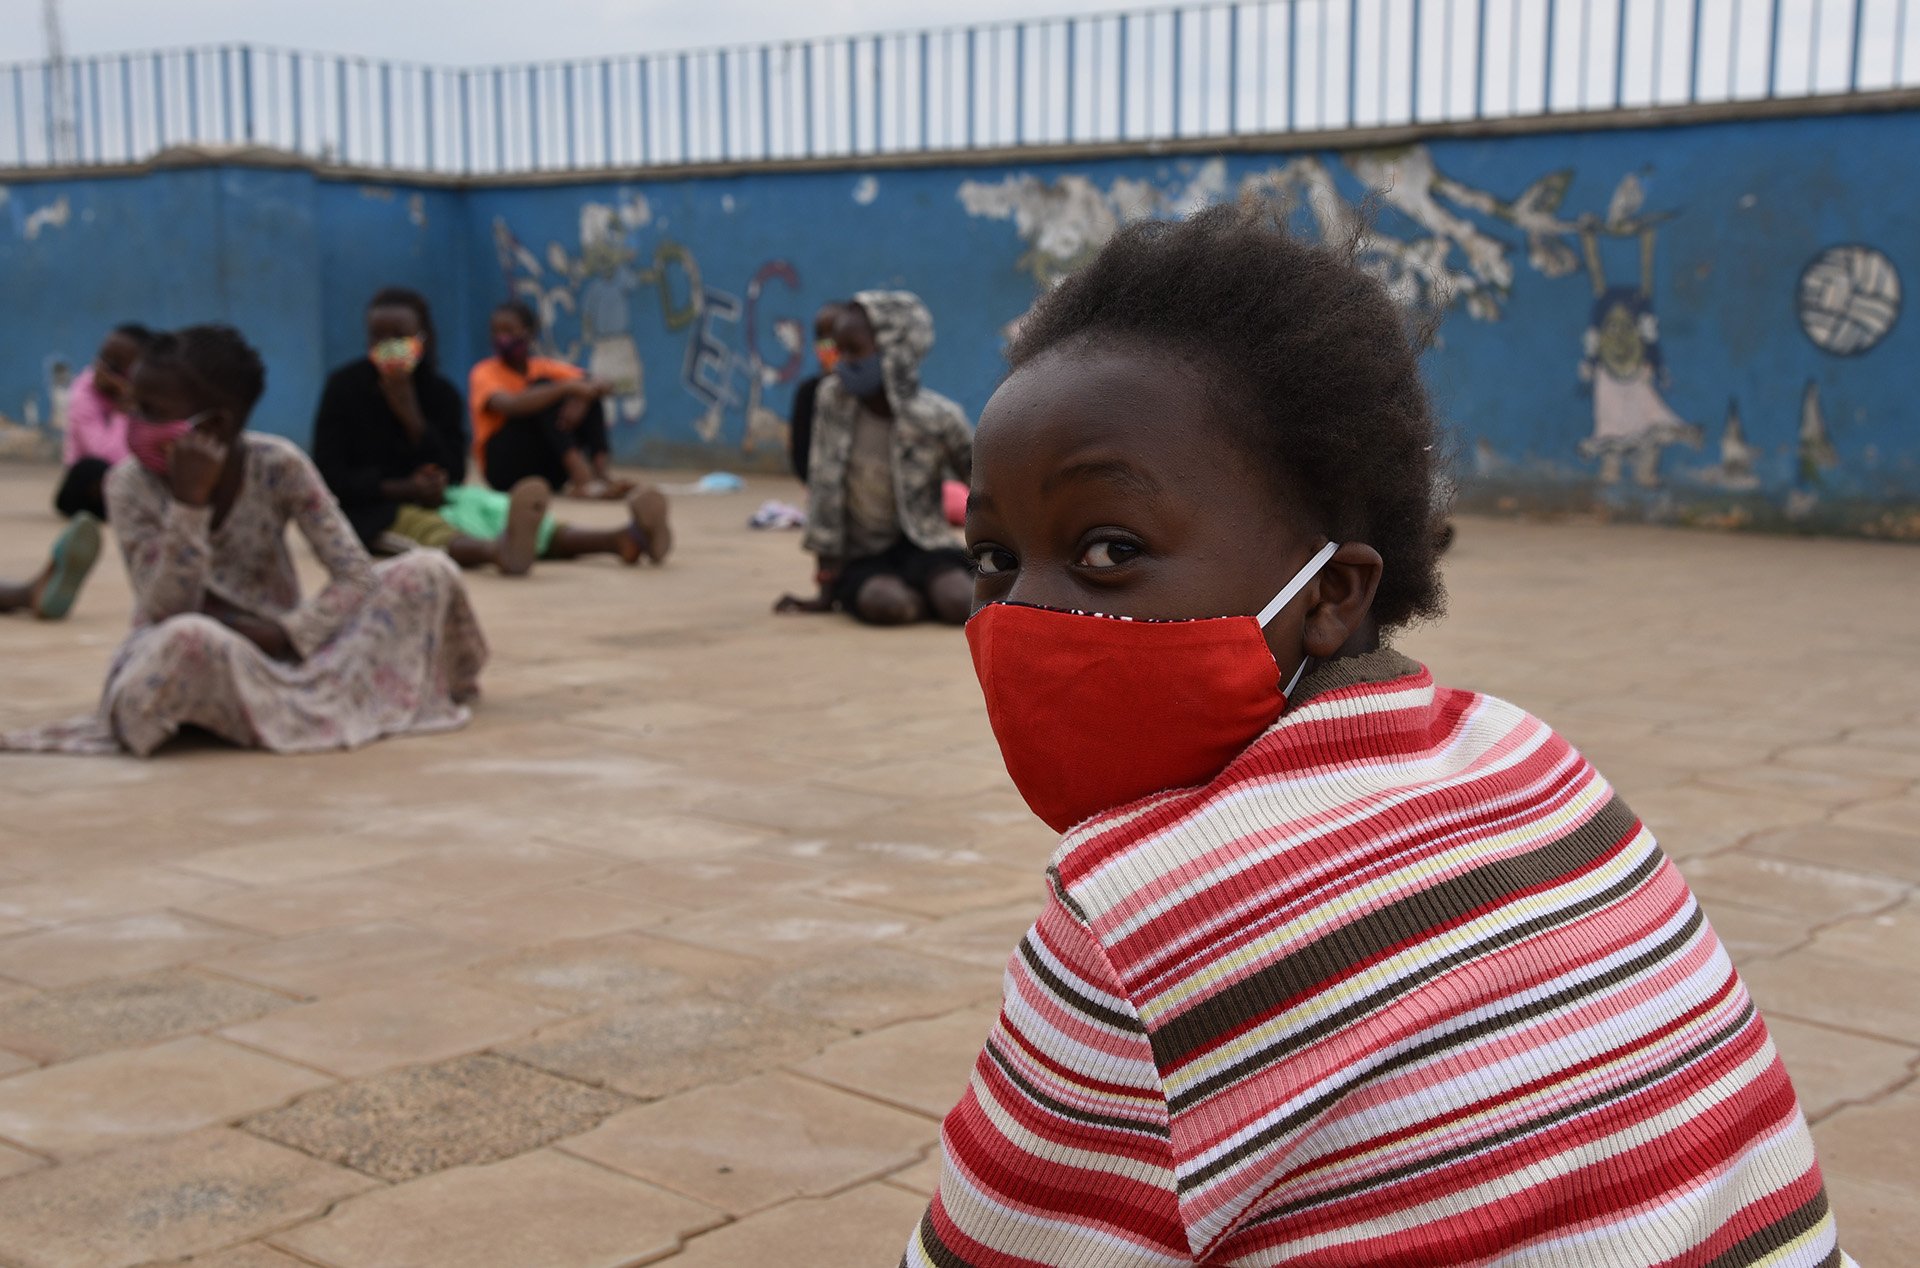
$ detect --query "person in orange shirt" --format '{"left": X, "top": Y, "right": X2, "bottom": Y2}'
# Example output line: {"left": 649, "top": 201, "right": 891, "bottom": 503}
{"left": 468, "top": 301, "right": 632, "bottom": 500}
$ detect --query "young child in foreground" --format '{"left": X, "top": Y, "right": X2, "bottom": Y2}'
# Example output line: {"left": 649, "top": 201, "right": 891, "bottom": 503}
{"left": 4, "top": 324, "right": 488, "bottom": 756}
{"left": 905, "top": 205, "right": 1850, "bottom": 1266}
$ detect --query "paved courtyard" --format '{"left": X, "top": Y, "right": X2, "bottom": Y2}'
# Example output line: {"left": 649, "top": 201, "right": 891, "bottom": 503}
{"left": 0, "top": 462, "right": 1914, "bottom": 1267}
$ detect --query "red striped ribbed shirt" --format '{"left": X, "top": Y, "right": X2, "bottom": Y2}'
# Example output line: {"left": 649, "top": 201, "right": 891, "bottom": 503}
{"left": 905, "top": 649, "right": 1849, "bottom": 1267}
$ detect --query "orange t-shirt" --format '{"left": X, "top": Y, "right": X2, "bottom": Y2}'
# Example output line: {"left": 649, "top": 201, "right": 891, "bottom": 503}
{"left": 467, "top": 355, "right": 584, "bottom": 460}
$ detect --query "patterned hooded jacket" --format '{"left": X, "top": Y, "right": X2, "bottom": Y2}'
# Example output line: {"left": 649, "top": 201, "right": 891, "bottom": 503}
{"left": 803, "top": 290, "right": 973, "bottom": 563}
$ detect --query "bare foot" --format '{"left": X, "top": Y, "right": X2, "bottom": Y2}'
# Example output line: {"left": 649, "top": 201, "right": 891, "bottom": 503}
{"left": 626, "top": 485, "right": 672, "bottom": 564}
{"left": 498, "top": 478, "right": 551, "bottom": 576}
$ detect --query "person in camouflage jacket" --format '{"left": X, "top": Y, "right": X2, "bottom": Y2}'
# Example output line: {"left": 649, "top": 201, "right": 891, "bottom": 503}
{"left": 778, "top": 290, "right": 974, "bottom": 625}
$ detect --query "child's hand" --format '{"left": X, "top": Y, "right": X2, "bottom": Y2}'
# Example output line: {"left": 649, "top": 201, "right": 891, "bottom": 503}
{"left": 410, "top": 465, "right": 449, "bottom": 506}
{"left": 167, "top": 430, "right": 228, "bottom": 507}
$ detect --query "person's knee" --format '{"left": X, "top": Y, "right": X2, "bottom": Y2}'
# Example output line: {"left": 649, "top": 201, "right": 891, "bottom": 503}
{"left": 148, "top": 614, "right": 241, "bottom": 668}
{"left": 382, "top": 548, "right": 464, "bottom": 594}
{"left": 854, "top": 577, "right": 924, "bottom": 626}
{"left": 928, "top": 571, "right": 973, "bottom": 626}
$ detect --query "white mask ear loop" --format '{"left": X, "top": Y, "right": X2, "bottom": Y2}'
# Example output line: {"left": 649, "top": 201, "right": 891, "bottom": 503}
{"left": 1256, "top": 541, "right": 1340, "bottom": 628}
{"left": 1257, "top": 540, "right": 1341, "bottom": 700}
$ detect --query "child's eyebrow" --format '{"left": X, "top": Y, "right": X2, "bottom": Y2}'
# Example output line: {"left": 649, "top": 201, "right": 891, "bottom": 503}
{"left": 1041, "top": 459, "right": 1162, "bottom": 498}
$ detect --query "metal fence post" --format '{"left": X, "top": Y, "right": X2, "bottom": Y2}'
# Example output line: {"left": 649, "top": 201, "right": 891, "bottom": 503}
{"left": 601, "top": 60, "right": 613, "bottom": 166}
{"left": 762, "top": 46, "right": 774, "bottom": 158}
{"left": 381, "top": 61, "right": 393, "bottom": 166}
{"left": 13, "top": 68, "right": 27, "bottom": 163}
{"left": 1287, "top": 0, "right": 1296, "bottom": 129}
{"left": 1171, "top": 8, "right": 1183, "bottom": 136}
{"left": 122, "top": 55, "right": 135, "bottom": 158}
{"left": 563, "top": 63, "right": 576, "bottom": 168}
{"left": 845, "top": 38, "right": 856, "bottom": 153}
{"left": 1545, "top": 0, "right": 1559, "bottom": 110}
{"left": 1117, "top": 14, "right": 1129, "bottom": 139}
{"left": 1348, "top": 0, "right": 1360, "bottom": 125}
{"left": 221, "top": 46, "right": 233, "bottom": 142}
{"left": 1228, "top": 4, "right": 1240, "bottom": 134}
{"left": 1476, "top": 0, "right": 1489, "bottom": 115}
{"left": 1767, "top": 0, "right": 1783, "bottom": 96}
{"left": 679, "top": 52, "right": 691, "bottom": 161}
{"left": 530, "top": 65, "right": 542, "bottom": 168}
{"left": 1614, "top": 0, "right": 1628, "bottom": 106}
{"left": 1411, "top": 0, "right": 1423, "bottom": 121}
{"left": 493, "top": 67, "right": 506, "bottom": 170}
{"left": 640, "top": 58, "right": 653, "bottom": 165}
{"left": 1850, "top": 0, "right": 1867, "bottom": 91}
{"left": 1066, "top": 19, "right": 1078, "bottom": 141}
{"left": 1016, "top": 22, "right": 1027, "bottom": 144}
{"left": 1688, "top": 0, "right": 1703, "bottom": 101}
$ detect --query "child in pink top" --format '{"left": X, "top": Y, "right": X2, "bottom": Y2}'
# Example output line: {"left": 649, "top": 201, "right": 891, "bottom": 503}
{"left": 57, "top": 324, "right": 152, "bottom": 519}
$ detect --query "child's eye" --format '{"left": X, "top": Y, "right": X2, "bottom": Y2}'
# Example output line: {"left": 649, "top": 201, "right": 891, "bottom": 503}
{"left": 970, "top": 546, "right": 1017, "bottom": 576}
{"left": 1078, "top": 540, "right": 1141, "bottom": 569}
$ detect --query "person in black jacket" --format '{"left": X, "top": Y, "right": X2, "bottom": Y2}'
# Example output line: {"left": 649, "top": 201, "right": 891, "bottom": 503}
{"left": 786, "top": 300, "right": 847, "bottom": 485}
{"left": 313, "top": 288, "right": 670, "bottom": 575}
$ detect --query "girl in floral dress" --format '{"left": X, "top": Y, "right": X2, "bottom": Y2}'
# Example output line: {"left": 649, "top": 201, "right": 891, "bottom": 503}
{"left": 4, "top": 324, "right": 488, "bottom": 756}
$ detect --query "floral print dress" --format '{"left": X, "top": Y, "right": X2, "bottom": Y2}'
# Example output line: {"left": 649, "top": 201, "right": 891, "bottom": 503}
{"left": 3, "top": 434, "right": 489, "bottom": 756}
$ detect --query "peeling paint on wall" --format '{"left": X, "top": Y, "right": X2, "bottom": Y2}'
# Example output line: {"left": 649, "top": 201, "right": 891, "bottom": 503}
{"left": 22, "top": 197, "right": 70, "bottom": 241}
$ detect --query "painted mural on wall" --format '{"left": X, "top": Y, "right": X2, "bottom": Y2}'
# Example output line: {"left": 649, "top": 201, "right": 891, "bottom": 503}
{"left": 490, "top": 195, "right": 805, "bottom": 463}
{"left": 3, "top": 108, "right": 1912, "bottom": 536}
{"left": 958, "top": 141, "right": 1908, "bottom": 530}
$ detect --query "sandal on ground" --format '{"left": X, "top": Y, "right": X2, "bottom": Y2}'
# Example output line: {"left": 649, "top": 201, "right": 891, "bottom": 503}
{"left": 34, "top": 513, "right": 103, "bottom": 620}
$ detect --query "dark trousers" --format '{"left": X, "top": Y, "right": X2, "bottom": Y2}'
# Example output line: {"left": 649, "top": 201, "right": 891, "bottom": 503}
{"left": 483, "top": 389, "right": 611, "bottom": 492}
{"left": 54, "top": 458, "right": 111, "bottom": 520}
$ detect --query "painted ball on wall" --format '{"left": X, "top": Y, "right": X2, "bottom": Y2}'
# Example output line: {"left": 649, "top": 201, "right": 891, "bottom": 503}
{"left": 1797, "top": 244, "right": 1901, "bottom": 357}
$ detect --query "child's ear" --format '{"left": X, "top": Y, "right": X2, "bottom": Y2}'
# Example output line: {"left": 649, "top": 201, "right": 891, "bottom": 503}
{"left": 1301, "top": 543, "right": 1384, "bottom": 659}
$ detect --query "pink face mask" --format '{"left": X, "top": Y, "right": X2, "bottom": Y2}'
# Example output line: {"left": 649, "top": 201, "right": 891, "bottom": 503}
{"left": 128, "top": 412, "right": 208, "bottom": 475}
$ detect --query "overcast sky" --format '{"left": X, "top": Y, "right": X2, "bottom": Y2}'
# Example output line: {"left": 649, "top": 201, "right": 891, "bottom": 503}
{"left": 6, "top": 0, "right": 1131, "bottom": 65}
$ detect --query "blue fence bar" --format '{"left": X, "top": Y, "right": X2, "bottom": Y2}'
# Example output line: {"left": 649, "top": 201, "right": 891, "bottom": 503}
{"left": 0, "top": 1, "right": 1911, "bottom": 172}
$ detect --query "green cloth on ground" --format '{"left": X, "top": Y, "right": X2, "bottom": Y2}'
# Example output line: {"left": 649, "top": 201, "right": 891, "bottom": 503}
{"left": 437, "top": 483, "right": 558, "bottom": 556}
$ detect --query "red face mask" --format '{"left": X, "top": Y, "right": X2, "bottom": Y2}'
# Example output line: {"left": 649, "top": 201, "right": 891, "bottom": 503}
{"left": 966, "top": 542, "right": 1339, "bottom": 834}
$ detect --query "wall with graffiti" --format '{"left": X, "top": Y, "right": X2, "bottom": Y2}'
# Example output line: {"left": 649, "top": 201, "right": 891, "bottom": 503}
{"left": 0, "top": 104, "right": 1913, "bottom": 534}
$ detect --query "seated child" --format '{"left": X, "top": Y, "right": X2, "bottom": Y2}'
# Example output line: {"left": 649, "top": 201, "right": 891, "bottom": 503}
{"left": 777, "top": 291, "right": 973, "bottom": 625}
{"left": 787, "top": 300, "right": 846, "bottom": 484}
{"left": 3, "top": 324, "right": 488, "bottom": 757}
{"left": 906, "top": 206, "right": 1851, "bottom": 1266}
{"left": 56, "top": 323, "right": 153, "bottom": 520}
{"left": 314, "top": 287, "right": 669, "bottom": 573}
{"left": 469, "top": 301, "right": 631, "bottom": 500}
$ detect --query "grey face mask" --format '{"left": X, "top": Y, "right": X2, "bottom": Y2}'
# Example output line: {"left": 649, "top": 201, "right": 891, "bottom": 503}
{"left": 835, "top": 353, "right": 885, "bottom": 399}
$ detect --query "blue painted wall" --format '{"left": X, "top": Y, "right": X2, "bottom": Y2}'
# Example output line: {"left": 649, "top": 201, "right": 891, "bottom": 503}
{"left": 1, "top": 106, "right": 1914, "bottom": 535}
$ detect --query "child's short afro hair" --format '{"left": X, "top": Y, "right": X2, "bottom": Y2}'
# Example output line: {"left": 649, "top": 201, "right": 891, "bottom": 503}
{"left": 1005, "top": 199, "right": 1449, "bottom": 632}
{"left": 144, "top": 323, "right": 267, "bottom": 414}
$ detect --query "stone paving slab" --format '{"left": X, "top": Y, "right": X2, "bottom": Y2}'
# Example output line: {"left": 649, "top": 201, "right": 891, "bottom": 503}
{"left": 244, "top": 1053, "right": 630, "bottom": 1182}
{"left": 0, "top": 1128, "right": 374, "bottom": 1268}
{"left": 0, "top": 968, "right": 290, "bottom": 1063}
{"left": 0, "top": 1036, "right": 328, "bottom": 1159}
{"left": 271, "top": 1149, "right": 723, "bottom": 1268}
{"left": 0, "top": 468, "right": 1915, "bottom": 1262}
{"left": 559, "top": 1071, "right": 934, "bottom": 1215}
